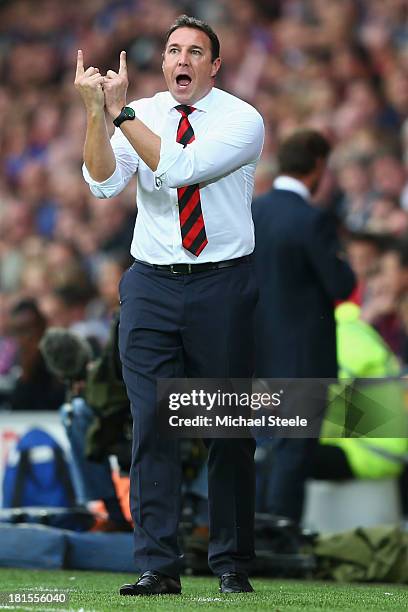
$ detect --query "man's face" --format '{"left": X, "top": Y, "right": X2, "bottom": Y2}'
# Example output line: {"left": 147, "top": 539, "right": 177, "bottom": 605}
{"left": 9, "top": 311, "right": 45, "bottom": 355}
{"left": 346, "top": 241, "right": 379, "bottom": 281}
{"left": 381, "top": 251, "right": 408, "bottom": 298}
{"left": 162, "top": 27, "right": 221, "bottom": 105}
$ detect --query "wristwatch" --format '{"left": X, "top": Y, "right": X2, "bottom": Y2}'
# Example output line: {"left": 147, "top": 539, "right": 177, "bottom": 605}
{"left": 113, "top": 106, "right": 136, "bottom": 127}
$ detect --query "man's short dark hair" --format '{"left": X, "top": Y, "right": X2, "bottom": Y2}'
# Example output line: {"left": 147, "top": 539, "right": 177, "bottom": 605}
{"left": 9, "top": 298, "right": 46, "bottom": 334}
{"left": 10, "top": 298, "right": 45, "bottom": 324}
{"left": 164, "top": 14, "right": 220, "bottom": 62}
{"left": 346, "top": 231, "right": 392, "bottom": 251}
{"left": 277, "top": 129, "right": 331, "bottom": 176}
{"left": 54, "top": 284, "right": 93, "bottom": 307}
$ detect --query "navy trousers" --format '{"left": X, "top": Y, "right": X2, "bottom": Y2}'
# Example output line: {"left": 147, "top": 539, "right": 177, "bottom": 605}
{"left": 263, "top": 438, "right": 319, "bottom": 522}
{"left": 118, "top": 259, "right": 258, "bottom": 578}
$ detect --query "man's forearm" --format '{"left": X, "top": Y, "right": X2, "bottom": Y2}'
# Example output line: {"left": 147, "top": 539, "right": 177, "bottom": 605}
{"left": 119, "top": 117, "right": 161, "bottom": 172}
{"left": 84, "top": 110, "right": 116, "bottom": 181}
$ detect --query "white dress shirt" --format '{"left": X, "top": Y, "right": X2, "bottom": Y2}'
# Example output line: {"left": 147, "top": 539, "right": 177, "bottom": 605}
{"left": 83, "top": 87, "right": 264, "bottom": 264}
{"left": 273, "top": 175, "right": 311, "bottom": 201}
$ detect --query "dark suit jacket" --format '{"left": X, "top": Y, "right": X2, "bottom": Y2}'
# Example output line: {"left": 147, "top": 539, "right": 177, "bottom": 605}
{"left": 252, "top": 188, "right": 355, "bottom": 378}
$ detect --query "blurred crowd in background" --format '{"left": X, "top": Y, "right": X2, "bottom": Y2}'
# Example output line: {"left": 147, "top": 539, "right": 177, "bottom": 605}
{"left": 2, "top": 0, "right": 408, "bottom": 408}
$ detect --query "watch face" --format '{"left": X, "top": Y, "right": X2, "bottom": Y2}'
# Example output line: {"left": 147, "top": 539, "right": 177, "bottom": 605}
{"left": 113, "top": 106, "right": 136, "bottom": 127}
{"left": 124, "top": 107, "right": 135, "bottom": 119}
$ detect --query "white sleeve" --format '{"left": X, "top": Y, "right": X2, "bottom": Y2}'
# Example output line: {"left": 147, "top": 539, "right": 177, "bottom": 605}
{"left": 154, "top": 109, "right": 264, "bottom": 189}
{"left": 82, "top": 121, "right": 140, "bottom": 199}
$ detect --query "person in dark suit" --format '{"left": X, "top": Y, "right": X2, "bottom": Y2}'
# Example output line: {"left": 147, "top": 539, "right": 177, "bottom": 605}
{"left": 252, "top": 129, "right": 355, "bottom": 523}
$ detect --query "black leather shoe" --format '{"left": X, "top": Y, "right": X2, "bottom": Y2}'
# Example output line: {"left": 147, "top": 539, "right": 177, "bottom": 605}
{"left": 219, "top": 572, "right": 254, "bottom": 593}
{"left": 119, "top": 571, "right": 181, "bottom": 596}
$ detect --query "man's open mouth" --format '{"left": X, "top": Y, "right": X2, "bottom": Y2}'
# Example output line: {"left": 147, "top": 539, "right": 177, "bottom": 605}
{"left": 176, "top": 74, "right": 192, "bottom": 87}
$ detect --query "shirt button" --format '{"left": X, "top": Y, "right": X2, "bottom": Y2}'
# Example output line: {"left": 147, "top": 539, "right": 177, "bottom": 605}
{"left": 155, "top": 177, "right": 162, "bottom": 188}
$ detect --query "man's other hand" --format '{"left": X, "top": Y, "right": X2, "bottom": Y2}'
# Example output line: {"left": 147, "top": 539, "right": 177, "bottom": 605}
{"left": 103, "top": 51, "right": 129, "bottom": 120}
{"left": 74, "top": 49, "right": 105, "bottom": 113}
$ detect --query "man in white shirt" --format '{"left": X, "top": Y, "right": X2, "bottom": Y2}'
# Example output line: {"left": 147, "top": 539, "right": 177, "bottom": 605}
{"left": 75, "top": 15, "right": 264, "bottom": 596}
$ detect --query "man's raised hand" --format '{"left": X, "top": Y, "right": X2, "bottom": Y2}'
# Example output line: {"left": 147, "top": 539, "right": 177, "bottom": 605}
{"left": 103, "top": 51, "right": 129, "bottom": 120}
{"left": 74, "top": 50, "right": 105, "bottom": 113}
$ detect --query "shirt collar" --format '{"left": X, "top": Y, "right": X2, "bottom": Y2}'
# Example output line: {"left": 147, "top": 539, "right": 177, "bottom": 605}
{"left": 273, "top": 175, "right": 310, "bottom": 201}
{"left": 167, "top": 87, "right": 215, "bottom": 115}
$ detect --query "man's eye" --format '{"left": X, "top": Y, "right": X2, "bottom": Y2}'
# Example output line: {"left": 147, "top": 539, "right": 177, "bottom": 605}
{"left": 192, "top": 50, "right": 201, "bottom": 55}
{"left": 169, "top": 48, "right": 178, "bottom": 54}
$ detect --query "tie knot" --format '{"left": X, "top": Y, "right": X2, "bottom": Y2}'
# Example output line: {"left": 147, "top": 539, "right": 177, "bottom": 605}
{"left": 175, "top": 104, "right": 195, "bottom": 117}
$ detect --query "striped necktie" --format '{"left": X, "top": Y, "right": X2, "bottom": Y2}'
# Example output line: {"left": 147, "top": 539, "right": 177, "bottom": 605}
{"left": 175, "top": 104, "right": 208, "bottom": 257}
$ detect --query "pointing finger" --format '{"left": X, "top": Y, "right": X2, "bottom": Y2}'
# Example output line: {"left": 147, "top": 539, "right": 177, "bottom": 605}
{"left": 75, "top": 50, "right": 84, "bottom": 79}
{"left": 119, "top": 50, "right": 127, "bottom": 76}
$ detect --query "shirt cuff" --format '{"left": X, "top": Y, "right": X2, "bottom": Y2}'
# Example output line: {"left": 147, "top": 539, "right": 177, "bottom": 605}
{"left": 154, "top": 137, "right": 185, "bottom": 190}
{"left": 82, "top": 162, "right": 122, "bottom": 188}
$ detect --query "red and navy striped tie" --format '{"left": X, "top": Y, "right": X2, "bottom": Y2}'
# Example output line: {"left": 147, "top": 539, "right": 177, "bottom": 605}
{"left": 175, "top": 104, "right": 208, "bottom": 257}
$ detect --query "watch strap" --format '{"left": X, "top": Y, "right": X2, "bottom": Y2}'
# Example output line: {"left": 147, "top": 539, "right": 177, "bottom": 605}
{"left": 113, "top": 106, "right": 135, "bottom": 128}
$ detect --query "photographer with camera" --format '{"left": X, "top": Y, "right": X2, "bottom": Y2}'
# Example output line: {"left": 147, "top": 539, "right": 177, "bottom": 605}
{"left": 40, "top": 321, "right": 132, "bottom": 531}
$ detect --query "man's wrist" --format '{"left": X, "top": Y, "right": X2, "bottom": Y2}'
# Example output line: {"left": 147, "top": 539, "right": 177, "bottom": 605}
{"left": 108, "top": 106, "right": 123, "bottom": 120}
{"left": 86, "top": 107, "right": 105, "bottom": 120}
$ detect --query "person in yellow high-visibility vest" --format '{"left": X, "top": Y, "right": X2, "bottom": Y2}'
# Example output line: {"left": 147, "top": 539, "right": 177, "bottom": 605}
{"left": 316, "top": 301, "right": 408, "bottom": 482}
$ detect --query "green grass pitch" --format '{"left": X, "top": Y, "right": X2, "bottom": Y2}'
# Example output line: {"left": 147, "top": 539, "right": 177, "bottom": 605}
{"left": 0, "top": 568, "right": 408, "bottom": 611}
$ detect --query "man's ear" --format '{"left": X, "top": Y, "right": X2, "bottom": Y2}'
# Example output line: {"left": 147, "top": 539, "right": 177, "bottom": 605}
{"left": 313, "top": 157, "right": 327, "bottom": 181}
{"left": 211, "top": 57, "right": 221, "bottom": 78}
{"left": 313, "top": 157, "right": 325, "bottom": 173}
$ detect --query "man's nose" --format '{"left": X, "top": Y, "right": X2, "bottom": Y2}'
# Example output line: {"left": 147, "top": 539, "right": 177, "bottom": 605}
{"left": 178, "top": 52, "right": 190, "bottom": 66}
